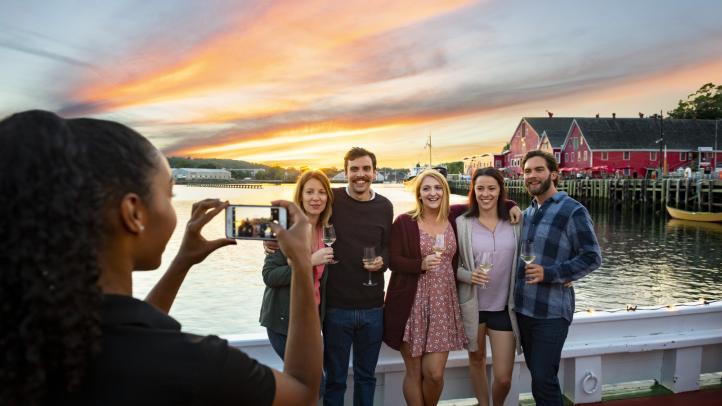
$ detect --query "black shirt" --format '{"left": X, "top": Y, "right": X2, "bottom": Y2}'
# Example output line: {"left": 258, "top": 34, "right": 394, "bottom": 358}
{"left": 70, "top": 294, "right": 275, "bottom": 405}
{"left": 325, "top": 188, "right": 393, "bottom": 309}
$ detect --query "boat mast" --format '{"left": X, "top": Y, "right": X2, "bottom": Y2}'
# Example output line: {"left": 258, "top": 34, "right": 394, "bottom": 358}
{"left": 425, "top": 133, "right": 432, "bottom": 167}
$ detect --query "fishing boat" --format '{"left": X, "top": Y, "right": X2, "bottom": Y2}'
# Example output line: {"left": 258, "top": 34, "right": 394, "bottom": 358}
{"left": 666, "top": 206, "right": 722, "bottom": 222}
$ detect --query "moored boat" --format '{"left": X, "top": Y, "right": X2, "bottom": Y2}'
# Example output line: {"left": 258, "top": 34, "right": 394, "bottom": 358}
{"left": 666, "top": 206, "right": 722, "bottom": 222}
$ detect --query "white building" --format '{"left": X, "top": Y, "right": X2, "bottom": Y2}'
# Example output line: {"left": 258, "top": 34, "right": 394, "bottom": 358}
{"left": 172, "top": 168, "right": 232, "bottom": 180}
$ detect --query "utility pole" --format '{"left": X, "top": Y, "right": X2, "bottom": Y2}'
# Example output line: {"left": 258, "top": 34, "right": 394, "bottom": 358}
{"left": 712, "top": 119, "right": 719, "bottom": 175}
{"left": 656, "top": 111, "right": 664, "bottom": 176}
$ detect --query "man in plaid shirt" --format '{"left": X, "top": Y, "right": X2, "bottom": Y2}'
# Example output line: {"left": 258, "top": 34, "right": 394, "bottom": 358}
{"left": 514, "top": 150, "right": 602, "bottom": 405}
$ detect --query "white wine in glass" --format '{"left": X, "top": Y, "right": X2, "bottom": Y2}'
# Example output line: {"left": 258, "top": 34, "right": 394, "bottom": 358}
{"left": 433, "top": 234, "right": 445, "bottom": 256}
{"left": 520, "top": 240, "right": 535, "bottom": 282}
{"left": 362, "top": 247, "right": 378, "bottom": 287}
{"left": 520, "top": 240, "right": 535, "bottom": 265}
{"left": 474, "top": 251, "right": 493, "bottom": 289}
{"left": 324, "top": 225, "right": 339, "bottom": 264}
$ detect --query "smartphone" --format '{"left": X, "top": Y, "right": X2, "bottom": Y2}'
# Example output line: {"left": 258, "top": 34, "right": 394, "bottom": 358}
{"left": 225, "top": 205, "right": 288, "bottom": 240}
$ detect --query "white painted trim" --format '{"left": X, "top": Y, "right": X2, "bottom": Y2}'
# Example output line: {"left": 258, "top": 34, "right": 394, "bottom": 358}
{"left": 227, "top": 301, "right": 722, "bottom": 405}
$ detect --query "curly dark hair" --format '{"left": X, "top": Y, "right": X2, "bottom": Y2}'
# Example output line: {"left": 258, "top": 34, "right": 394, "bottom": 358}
{"left": 0, "top": 110, "right": 158, "bottom": 405}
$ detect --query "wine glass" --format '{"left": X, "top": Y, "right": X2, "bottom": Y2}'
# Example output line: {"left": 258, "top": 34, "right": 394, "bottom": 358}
{"left": 362, "top": 246, "right": 378, "bottom": 287}
{"left": 520, "top": 240, "right": 535, "bottom": 281}
{"left": 520, "top": 240, "right": 535, "bottom": 265}
{"left": 323, "top": 225, "right": 339, "bottom": 264}
{"left": 433, "top": 234, "right": 445, "bottom": 257}
{"left": 474, "top": 251, "right": 493, "bottom": 289}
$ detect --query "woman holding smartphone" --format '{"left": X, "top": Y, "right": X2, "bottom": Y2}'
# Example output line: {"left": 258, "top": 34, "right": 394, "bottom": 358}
{"left": 0, "top": 110, "right": 322, "bottom": 406}
{"left": 456, "top": 167, "right": 522, "bottom": 406}
{"left": 260, "top": 169, "right": 334, "bottom": 360}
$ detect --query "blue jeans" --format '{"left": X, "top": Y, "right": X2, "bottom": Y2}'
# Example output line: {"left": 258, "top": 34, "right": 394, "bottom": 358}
{"left": 323, "top": 307, "right": 383, "bottom": 406}
{"left": 266, "top": 328, "right": 287, "bottom": 361}
{"left": 516, "top": 313, "right": 570, "bottom": 406}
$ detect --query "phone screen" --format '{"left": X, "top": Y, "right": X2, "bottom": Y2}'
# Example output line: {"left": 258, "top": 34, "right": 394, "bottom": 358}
{"left": 226, "top": 205, "right": 287, "bottom": 240}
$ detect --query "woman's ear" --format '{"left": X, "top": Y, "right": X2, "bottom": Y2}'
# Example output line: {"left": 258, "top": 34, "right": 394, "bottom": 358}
{"left": 119, "top": 193, "right": 145, "bottom": 234}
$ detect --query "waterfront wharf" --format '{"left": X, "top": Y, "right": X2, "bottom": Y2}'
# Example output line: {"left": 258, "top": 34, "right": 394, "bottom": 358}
{"left": 181, "top": 180, "right": 280, "bottom": 188}
{"left": 449, "top": 179, "right": 722, "bottom": 213}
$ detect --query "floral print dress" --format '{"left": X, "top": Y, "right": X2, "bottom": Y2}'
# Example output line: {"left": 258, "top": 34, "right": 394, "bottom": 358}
{"left": 403, "top": 223, "right": 467, "bottom": 357}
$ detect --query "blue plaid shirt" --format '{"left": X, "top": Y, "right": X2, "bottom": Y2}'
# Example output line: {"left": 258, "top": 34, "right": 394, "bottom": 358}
{"left": 514, "top": 192, "right": 601, "bottom": 322}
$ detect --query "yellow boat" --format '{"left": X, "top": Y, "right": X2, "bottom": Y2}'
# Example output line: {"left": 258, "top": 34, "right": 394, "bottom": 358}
{"left": 666, "top": 206, "right": 722, "bottom": 223}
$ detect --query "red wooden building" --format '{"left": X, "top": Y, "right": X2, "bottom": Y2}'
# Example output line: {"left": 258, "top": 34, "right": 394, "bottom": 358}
{"left": 504, "top": 117, "right": 574, "bottom": 175}
{"left": 561, "top": 118, "right": 722, "bottom": 177}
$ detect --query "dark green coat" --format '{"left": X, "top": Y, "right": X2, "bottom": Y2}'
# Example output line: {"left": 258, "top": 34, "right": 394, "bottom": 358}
{"left": 259, "top": 250, "right": 328, "bottom": 335}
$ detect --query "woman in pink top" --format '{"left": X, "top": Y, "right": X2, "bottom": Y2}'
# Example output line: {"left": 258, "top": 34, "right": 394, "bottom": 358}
{"left": 260, "top": 170, "right": 334, "bottom": 359}
{"left": 456, "top": 167, "right": 522, "bottom": 406}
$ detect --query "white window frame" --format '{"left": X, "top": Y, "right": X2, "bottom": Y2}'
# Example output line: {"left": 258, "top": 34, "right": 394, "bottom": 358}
{"left": 650, "top": 151, "right": 657, "bottom": 161}
{"left": 624, "top": 168, "right": 630, "bottom": 176}
{"left": 565, "top": 153, "right": 569, "bottom": 162}
{"left": 623, "top": 151, "right": 630, "bottom": 160}
{"left": 583, "top": 150, "right": 588, "bottom": 161}
{"left": 601, "top": 151, "right": 608, "bottom": 160}
{"left": 555, "top": 152, "right": 561, "bottom": 163}
{"left": 679, "top": 152, "right": 686, "bottom": 161}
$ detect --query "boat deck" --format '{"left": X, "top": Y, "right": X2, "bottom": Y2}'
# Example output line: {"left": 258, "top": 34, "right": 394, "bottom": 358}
{"left": 587, "top": 387, "right": 722, "bottom": 406}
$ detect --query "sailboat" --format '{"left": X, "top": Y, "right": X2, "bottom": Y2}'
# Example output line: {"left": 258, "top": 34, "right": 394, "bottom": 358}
{"left": 403, "top": 134, "right": 447, "bottom": 186}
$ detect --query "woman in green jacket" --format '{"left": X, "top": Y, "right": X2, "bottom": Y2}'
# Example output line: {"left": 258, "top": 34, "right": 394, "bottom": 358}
{"left": 260, "top": 170, "right": 334, "bottom": 359}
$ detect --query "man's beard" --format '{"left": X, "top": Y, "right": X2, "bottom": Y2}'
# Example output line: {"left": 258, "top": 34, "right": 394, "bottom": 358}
{"left": 526, "top": 174, "right": 552, "bottom": 196}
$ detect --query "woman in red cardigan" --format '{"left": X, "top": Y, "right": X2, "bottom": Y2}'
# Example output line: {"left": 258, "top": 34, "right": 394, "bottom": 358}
{"left": 384, "top": 169, "right": 466, "bottom": 405}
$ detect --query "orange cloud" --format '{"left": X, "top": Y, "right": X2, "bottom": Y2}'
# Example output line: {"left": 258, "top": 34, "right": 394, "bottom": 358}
{"left": 74, "top": 0, "right": 476, "bottom": 113}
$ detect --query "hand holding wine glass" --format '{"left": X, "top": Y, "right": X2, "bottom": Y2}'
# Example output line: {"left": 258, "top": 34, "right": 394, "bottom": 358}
{"left": 520, "top": 240, "right": 535, "bottom": 266}
{"left": 323, "top": 225, "right": 339, "bottom": 264}
{"left": 473, "top": 252, "right": 492, "bottom": 289}
{"left": 521, "top": 240, "right": 542, "bottom": 284}
{"left": 362, "top": 247, "right": 378, "bottom": 287}
{"left": 432, "top": 234, "right": 445, "bottom": 257}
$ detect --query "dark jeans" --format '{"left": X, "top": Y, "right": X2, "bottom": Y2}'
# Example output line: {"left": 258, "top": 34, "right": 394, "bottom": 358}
{"left": 516, "top": 312, "right": 570, "bottom": 406}
{"left": 267, "top": 327, "right": 327, "bottom": 398}
{"left": 323, "top": 307, "right": 383, "bottom": 406}
{"left": 266, "top": 328, "right": 287, "bottom": 361}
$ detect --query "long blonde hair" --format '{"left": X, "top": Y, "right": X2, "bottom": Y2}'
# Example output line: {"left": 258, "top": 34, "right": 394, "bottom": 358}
{"left": 409, "top": 169, "right": 450, "bottom": 222}
{"left": 294, "top": 170, "right": 333, "bottom": 226}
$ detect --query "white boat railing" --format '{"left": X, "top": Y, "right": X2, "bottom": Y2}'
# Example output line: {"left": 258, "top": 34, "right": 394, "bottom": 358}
{"left": 227, "top": 300, "right": 722, "bottom": 405}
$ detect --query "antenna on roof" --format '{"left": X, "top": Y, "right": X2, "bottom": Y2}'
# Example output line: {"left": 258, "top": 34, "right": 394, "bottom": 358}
{"left": 546, "top": 110, "right": 554, "bottom": 118}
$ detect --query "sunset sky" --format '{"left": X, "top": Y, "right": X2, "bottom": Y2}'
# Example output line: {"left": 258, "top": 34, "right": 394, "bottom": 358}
{"left": 2, "top": 0, "right": 721, "bottom": 168}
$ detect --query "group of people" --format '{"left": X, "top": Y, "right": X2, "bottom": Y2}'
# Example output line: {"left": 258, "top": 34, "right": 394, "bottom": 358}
{"left": 259, "top": 148, "right": 602, "bottom": 406}
{"left": 1, "top": 109, "right": 601, "bottom": 406}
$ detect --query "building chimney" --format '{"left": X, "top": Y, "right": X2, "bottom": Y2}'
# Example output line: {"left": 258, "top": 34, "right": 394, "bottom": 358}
{"left": 595, "top": 113, "right": 599, "bottom": 118}
{"left": 639, "top": 112, "right": 644, "bottom": 118}
{"left": 612, "top": 113, "right": 616, "bottom": 119}
{"left": 546, "top": 110, "right": 554, "bottom": 118}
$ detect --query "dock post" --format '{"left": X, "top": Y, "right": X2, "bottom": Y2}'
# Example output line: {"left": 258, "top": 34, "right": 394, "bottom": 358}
{"left": 660, "top": 347, "right": 702, "bottom": 393}
{"left": 563, "top": 355, "right": 603, "bottom": 404}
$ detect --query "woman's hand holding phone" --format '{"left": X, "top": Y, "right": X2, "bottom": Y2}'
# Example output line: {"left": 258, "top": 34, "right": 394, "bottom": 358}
{"left": 175, "top": 199, "right": 237, "bottom": 268}
{"left": 269, "top": 200, "right": 312, "bottom": 271}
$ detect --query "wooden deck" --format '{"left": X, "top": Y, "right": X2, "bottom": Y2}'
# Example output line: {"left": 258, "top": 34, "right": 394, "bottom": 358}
{"left": 587, "top": 387, "right": 722, "bottom": 406}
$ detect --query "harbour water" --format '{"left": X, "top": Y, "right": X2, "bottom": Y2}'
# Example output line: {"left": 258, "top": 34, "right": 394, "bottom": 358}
{"left": 133, "top": 184, "right": 722, "bottom": 336}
